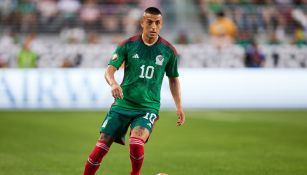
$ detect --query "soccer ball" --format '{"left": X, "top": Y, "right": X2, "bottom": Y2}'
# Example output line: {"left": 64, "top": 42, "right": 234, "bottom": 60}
{"left": 156, "top": 173, "right": 168, "bottom": 175}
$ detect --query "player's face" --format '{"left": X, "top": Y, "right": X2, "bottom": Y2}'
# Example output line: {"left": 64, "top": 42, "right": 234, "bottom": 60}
{"left": 141, "top": 13, "right": 163, "bottom": 39}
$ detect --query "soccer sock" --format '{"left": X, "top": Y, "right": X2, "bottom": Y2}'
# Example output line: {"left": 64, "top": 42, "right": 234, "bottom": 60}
{"left": 129, "top": 137, "right": 145, "bottom": 175}
{"left": 83, "top": 140, "right": 110, "bottom": 175}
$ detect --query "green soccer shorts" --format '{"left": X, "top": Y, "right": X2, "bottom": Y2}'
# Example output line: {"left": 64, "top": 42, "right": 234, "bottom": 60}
{"left": 100, "top": 106, "right": 159, "bottom": 145}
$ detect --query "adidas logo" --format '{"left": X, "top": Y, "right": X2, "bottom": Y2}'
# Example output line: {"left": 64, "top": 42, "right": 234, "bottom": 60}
{"left": 132, "top": 53, "right": 139, "bottom": 59}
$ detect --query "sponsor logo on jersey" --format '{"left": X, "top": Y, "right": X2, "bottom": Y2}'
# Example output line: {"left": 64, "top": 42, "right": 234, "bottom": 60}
{"left": 155, "top": 55, "right": 164, "bottom": 65}
{"left": 132, "top": 53, "right": 139, "bottom": 59}
{"left": 112, "top": 54, "right": 118, "bottom": 60}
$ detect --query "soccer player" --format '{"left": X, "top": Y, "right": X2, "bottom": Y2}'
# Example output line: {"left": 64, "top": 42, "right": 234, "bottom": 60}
{"left": 83, "top": 7, "right": 185, "bottom": 175}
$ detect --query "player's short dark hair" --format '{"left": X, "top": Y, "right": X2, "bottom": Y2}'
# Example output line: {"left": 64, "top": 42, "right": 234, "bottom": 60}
{"left": 144, "top": 7, "right": 162, "bottom": 15}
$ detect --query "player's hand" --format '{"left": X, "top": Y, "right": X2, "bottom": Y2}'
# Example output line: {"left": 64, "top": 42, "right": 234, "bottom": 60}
{"left": 111, "top": 83, "right": 123, "bottom": 99}
{"left": 176, "top": 108, "right": 185, "bottom": 126}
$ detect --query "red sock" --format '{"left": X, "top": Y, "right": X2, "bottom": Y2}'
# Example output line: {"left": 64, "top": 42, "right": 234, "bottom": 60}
{"left": 129, "top": 137, "right": 145, "bottom": 175}
{"left": 83, "top": 140, "right": 109, "bottom": 175}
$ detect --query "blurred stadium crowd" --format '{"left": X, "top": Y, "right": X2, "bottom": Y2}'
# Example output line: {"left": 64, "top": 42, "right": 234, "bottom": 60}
{"left": 1, "top": 0, "right": 307, "bottom": 68}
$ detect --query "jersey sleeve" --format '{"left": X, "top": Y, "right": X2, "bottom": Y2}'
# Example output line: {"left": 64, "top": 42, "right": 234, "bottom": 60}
{"left": 165, "top": 53, "right": 179, "bottom": 77}
{"left": 108, "top": 44, "right": 126, "bottom": 69}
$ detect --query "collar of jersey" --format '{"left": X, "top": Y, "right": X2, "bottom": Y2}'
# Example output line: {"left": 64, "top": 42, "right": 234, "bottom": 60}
{"left": 141, "top": 34, "right": 159, "bottom": 46}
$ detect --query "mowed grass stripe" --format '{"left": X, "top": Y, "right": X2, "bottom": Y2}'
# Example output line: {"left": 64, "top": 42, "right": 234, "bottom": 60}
{"left": 0, "top": 110, "right": 307, "bottom": 175}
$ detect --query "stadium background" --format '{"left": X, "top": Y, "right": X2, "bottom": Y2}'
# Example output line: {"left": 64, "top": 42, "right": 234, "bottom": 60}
{"left": 1, "top": 0, "right": 307, "bottom": 175}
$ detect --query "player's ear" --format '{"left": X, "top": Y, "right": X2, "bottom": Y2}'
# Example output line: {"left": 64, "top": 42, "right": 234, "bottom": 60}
{"left": 160, "top": 17, "right": 164, "bottom": 28}
{"left": 140, "top": 17, "right": 144, "bottom": 28}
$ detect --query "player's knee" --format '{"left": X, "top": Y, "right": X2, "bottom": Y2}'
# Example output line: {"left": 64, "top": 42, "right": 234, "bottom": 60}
{"left": 130, "top": 126, "right": 150, "bottom": 142}
{"left": 99, "top": 133, "right": 114, "bottom": 146}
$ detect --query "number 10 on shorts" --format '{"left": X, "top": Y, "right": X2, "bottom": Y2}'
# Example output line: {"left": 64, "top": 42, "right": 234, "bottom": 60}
{"left": 143, "top": 113, "right": 157, "bottom": 126}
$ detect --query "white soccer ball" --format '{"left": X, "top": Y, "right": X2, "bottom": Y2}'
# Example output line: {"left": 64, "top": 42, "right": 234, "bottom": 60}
{"left": 156, "top": 173, "right": 168, "bottom": 175}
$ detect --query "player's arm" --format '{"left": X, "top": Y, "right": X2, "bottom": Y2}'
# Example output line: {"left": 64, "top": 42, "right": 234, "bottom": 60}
{"left": 168, "top": 77, "right": 185, "bottom": 126}
{"left": 105, "top": 65, "right": 123, "bottom": 99}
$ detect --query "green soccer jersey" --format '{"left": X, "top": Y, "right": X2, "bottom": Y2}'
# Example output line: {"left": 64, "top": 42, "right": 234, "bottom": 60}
{"left": 108, "top": 35, "right": 179, "bottom": 113}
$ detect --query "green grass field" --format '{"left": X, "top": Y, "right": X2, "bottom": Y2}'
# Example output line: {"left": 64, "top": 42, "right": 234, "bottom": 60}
{"left": 1, "top": 110, "right": 307, "bottom": 175}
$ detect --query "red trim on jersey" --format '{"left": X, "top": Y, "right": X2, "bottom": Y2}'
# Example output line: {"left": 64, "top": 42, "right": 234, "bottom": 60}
{"left": 159, "top": 36, "right": 178, "bottom": 56}
{"left": 118, "top": 35, "right": 141, "bottom": 46}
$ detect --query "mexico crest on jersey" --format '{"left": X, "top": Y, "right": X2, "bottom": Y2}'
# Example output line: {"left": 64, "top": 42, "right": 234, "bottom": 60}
{"left": 155, "top": 55, "right": 164, "bottom": 66}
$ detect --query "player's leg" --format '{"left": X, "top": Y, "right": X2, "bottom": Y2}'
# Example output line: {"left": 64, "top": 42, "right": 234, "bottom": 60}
{"left": 129, "top": 112, "right": 158, "bottom": 175}
{"left": 83, "top": 133, "right": 114, "bottom": 175}
{"left": 84, "top": 108, "right": 130, "bottom": 175}
{"left": 129, "top": 126, "right": 150, "bottom": 175}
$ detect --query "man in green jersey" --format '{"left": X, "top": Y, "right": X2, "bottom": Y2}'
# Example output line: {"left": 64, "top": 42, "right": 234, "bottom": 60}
{"left": 83, "top": 7, "right": 185, "bottom": 175}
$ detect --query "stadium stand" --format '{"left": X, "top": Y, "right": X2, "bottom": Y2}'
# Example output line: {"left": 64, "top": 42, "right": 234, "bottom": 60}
{"left": 1, "top": 0, "right": 307, "bottom": 68}
{"left": 1, "top": 39, "right": 307, "bottom": 68}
